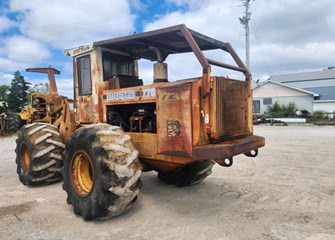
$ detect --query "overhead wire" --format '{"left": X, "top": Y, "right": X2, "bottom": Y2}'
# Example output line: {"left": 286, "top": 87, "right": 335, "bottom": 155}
{"left": 251, "top": 15, "right": 271, "bottom": 76}
{"left": 247, "top": 1, "right": 271, "bottom": 77}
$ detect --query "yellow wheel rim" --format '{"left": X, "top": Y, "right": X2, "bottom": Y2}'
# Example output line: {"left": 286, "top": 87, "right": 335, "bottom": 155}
{"left": 71, "top": 151, "right": 94, "bottom": 197}
{"left": 20, "top": 143, "right": 30, "bottom": 172}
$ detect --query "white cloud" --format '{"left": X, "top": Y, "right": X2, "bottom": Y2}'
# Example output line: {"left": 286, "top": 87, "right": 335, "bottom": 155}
{"left": 0, "top": 72, "right": 13, "bottom": 85}
{"left": 145, "top": 1, "right": 242, "bottom": 43}
{"left": 129, "top": 0, "right": 147, "bottom": 11}
{"left": 0, "top": 16, "right": 16, "bottom": 33}
{"left": 56, "top": 78, "right": 74, "bottom": 98}
{"left": 10, "top": 0, "right": 136, "bottom": 48}
{"left": 0, "top": 58, "right": 23, "bottom": 73}
{"left": 0, "top": 0, "right": 137, "bottom": 95}
{"left": 143, "top": 0, "right": 335, "bottom": 80}
{"left": 5, "top": 36, "right": 51, "bottom": 62}
{"left": 251, "top": 42, "right": 335, "bottom": 75}
{"left": 0, "top": 36, "right": 51, "bottom": 72}
{"left": 142, "top": 0, "right": 246, "bottom": 81}
{"left": 165, "top": 0, "right": 203, "bottom": 10}
{"left": 1, "top": 0, "right": 334, "bottom": 93}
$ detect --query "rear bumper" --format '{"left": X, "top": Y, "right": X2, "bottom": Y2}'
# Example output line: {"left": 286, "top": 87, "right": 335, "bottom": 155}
{"left": 192, "top": 135, "right": 265, "bottom": 160}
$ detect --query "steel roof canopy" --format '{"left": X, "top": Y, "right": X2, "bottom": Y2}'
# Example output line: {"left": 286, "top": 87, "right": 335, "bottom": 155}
{"left": 93, "top": 24, "right": 228, "bottom": 62}
{"left": 93, "top": 24, "right": 250, "bottom": 81}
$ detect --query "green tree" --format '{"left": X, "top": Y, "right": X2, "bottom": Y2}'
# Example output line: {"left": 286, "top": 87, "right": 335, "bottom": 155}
{"left": 28, "top": 82, "right": 50, "bottom": 99}
{"left": 7, "top": 71, "right": 30, "bottom": 112}
{"left": 29, "top": 83, "right": 50, "bottom": 94}
{"left": 267, "top": 101, "right": 298, "bottom": 118}
{"left": 312, "top": 110, "right": 325, "bottom": 120}
{"left": 267, "top": 101, "right": 282, "bottom": 117}
{"left": 284, "top": 102, "right": 298, "bottom": 117}
{"left": 0, "top": 85, "right": 10, "bottom": 101}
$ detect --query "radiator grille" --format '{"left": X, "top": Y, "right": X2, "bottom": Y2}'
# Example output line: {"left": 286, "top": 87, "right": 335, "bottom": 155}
{"left": 212, "top": 77, "right": 248, "bottom": 140}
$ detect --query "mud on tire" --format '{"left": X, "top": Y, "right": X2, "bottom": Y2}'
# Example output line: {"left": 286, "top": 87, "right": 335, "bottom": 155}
{"left": 158, "top": 160, "right": 215, "bottom": 187}
{"left": 62, "top": 124, "right": 142, "bottom": 220}
{"left": 15, "top": 123, "right": 65, "bottom": 185}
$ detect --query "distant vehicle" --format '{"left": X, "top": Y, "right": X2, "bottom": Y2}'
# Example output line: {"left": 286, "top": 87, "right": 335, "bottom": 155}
{"left": 19, "top": 67, "right": 70, "bottom": 127}
{"left": 253, "top": 118, "right": 288, "bottom": 126}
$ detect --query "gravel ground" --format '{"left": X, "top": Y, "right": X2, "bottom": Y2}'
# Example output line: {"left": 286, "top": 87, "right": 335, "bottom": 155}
{"left": 0, "top": 125, "right": 334, "bottom": 240}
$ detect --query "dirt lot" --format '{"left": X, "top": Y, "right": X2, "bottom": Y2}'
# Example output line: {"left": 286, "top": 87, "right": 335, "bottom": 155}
{"left": 0, "top": 125, "right": 334, "bottom": 240}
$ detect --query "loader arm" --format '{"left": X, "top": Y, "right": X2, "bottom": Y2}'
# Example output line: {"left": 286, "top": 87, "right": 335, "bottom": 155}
{"left": 26, "top": 67, "right": 60, "bottom": 95}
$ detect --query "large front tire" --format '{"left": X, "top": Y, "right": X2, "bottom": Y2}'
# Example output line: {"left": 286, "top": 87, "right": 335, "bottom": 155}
{"left": 158, "top": 160, "right": 215, "bottom": 187}
{"left": 15, "top": 123, "right": 65, "bottom": 185}
{"left": 62, "top": 124, "right": 142, "bottom": 220}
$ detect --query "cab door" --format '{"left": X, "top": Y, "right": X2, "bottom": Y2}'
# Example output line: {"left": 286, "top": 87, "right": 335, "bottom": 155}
{"left": 76, "top": 54, "right": 94, "bottom": 123}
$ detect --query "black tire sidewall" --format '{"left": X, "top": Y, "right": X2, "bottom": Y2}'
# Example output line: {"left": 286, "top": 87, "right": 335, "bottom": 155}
{"left": 16, "top": 123, "right": 64, "bottom": 186}
{"left": 16, "top": 128, "right": 34, "bottom": 185}
{"left": 8, "top": 111, "right": 19, "bottom": 132}
{"left": 158, "top": 160, "right": 214, "bottom": 187}
{"left": 62, "top": 128, "right": 117, "bottom": 220}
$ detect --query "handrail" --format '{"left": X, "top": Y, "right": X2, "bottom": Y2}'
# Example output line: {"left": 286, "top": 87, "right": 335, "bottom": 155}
{"left": 207, "top": 58, "right": 247, "bottom": 73}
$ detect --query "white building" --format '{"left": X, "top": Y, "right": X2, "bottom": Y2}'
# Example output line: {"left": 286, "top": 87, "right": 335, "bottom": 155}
{"left": 253, "top": 69, "right": 335, "bottom": 116}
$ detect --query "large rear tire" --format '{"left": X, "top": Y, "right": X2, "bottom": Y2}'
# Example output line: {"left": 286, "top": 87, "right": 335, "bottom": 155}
{"left": 158, "top": 160, "right": 215, "bottom": 187}
{"left": 7, "top": 111, "right": 20, "bottom": 132}
{"left": 15, "top": 123, "right": 65, "bottom": 185}
{"left": 62, "top": 124, "right": 142, "bottom": 220}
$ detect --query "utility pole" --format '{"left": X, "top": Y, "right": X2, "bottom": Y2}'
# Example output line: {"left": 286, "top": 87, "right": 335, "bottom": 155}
{"left": 239, "top": 0, "right": 252, "bottom": 70}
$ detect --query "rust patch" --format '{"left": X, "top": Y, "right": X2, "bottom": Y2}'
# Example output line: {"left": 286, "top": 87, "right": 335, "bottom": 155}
{"left": 167, "top": 120, "right": 181, "bottom": 137}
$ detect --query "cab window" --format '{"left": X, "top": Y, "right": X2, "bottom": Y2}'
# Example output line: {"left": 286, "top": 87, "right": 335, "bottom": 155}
{"left": 102, "top": 52, "right": 135, "bottom": 80}
{"left": 77, "top": 55, "right": 92, "bottom": 96}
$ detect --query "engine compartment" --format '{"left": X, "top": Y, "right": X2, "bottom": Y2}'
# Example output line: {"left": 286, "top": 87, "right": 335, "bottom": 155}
{"left": 107, "top": 103, "right": 157, "bottom": 133}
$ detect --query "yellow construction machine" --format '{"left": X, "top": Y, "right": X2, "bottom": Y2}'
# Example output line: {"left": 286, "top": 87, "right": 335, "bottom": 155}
{"left": 15, "top": 25, "right": 265, "bottom": 220}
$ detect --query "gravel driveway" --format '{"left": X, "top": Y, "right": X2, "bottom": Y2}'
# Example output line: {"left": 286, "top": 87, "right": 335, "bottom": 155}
{"left": 0, "top": 125, "right": 334, "bottom": 240}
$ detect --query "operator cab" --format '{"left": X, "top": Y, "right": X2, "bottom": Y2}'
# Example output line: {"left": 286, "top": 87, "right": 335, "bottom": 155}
{"left": 65, "top": 40, "right": 170, "bottom": 127}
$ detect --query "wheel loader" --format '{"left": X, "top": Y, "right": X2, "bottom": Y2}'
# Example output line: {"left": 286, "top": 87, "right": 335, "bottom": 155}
{"left": 15, "top": 24, "right": 265, "bottom": 220}
{"left": 19, "top": 67, "right": 71, "bottom": 126}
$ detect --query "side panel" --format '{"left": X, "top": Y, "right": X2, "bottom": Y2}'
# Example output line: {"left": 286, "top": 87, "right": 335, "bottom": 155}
{"left": 129, "top": 132, "right": 195, "bottom": 172}
{"left": 156, "top": 83, "right": 193, "bottom": 157}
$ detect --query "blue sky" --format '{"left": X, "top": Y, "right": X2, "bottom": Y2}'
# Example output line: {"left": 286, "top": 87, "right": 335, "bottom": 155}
{"left": 1, "top": 0, "right": 335, "bottom": 97}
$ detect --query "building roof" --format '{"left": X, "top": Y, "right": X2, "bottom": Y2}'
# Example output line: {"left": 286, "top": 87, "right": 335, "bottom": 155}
{"left": 269, "top": 69, "right": 335, "bottom": 83}
{"left": 253, "top": 80, "right": 319, "bottom": 96}
{"left": 268, "top": 69, "right": 335, "bottom": 101}
{"left": 303, "top": 86, "right": 335, "bottom": 100}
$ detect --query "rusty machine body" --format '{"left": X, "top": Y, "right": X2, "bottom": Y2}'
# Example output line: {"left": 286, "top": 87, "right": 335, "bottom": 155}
{"left": 15, "top": 25, "right": 264, "bottom": 220}
{"left": 66, "top": 24, "right": 264, "bottom": 170}
{"left": 20, "top": 67, "right": 75, "bottom": 141}
{"left": 20, "top": 67, "right": 62, "bottom": 124}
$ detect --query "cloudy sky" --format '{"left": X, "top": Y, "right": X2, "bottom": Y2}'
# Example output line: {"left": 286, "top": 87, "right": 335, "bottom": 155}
{"left": 0, "top": 0, "right": 334, "bottom": 97}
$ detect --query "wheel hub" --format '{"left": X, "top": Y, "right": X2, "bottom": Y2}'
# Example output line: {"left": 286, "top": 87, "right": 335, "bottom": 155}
{"left": 71, "top": 151, "right": 94, "bottom": 197}
{"left": 20, "top": 143, "right": 30, "bottom": 173}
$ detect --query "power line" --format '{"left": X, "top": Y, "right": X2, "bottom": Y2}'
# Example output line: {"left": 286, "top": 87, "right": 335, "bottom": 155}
{"left": 251, "top": 17, "right": 271, "bottom": 75}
